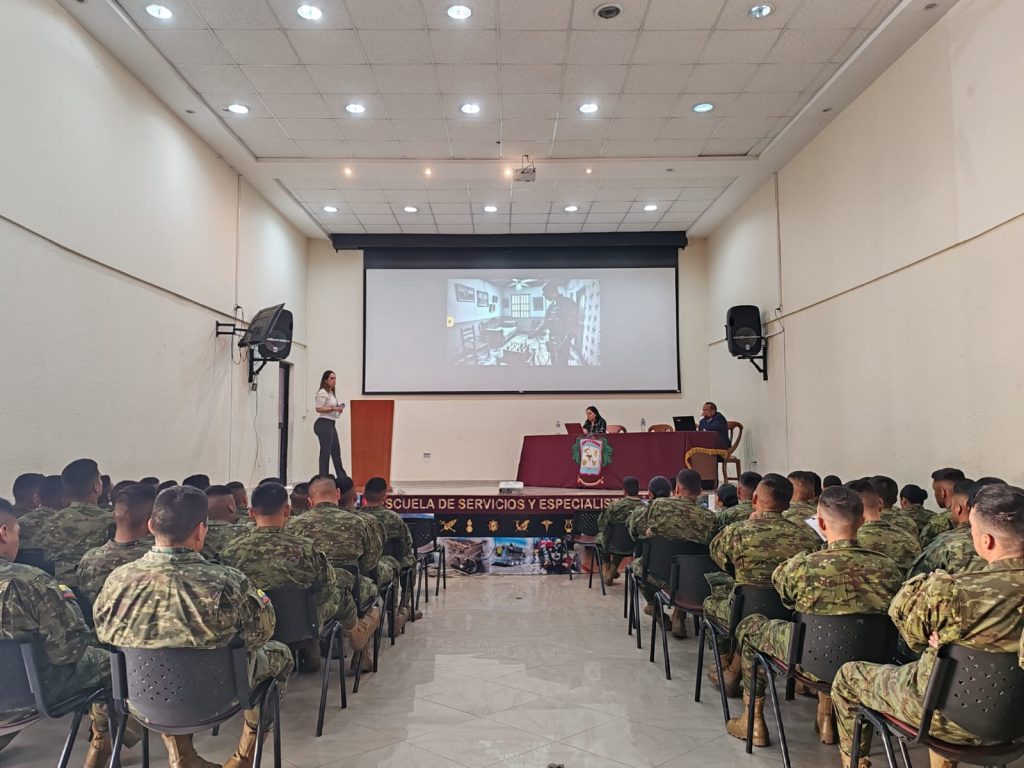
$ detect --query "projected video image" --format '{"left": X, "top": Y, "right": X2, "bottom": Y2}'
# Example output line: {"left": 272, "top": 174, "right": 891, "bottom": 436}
{"left": 446, "top": 279, "right": 601, "bottom": 367}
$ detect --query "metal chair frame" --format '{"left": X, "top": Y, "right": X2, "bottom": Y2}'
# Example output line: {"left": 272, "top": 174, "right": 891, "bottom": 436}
{"left": 566, "top": 509, "right": 605, "bottom": 595}
{"left": 651, "top": 551, "right": 720, "bottom": 680}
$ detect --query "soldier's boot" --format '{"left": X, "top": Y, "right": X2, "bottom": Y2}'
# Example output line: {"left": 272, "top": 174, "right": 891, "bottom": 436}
{"left": 708, "top": 653, "right": 742, "bottom": 698}
{"left": 643, "top": 603, "right": 653, "bottom": 615}
{"left": 601, "top": 562, "right": 614, "bottom": 586}
{"left": 349, "top": 645, "right": 374, "bottom": 675}
{"left": 83, "top": 724, "right": 111, "bottom": 768}
{"left": 222, "top": 720, "right": 261, "bottom": 768}
{"left": 160, "top": 733, "right": 221, "bottom": 768}
{"left": 348, "top": 606, "right": 381, "bottom": 653}
{"left": 815, "top": 692, "right": 837, "bottom": 744}
{"left": 928, "top": 751, "right": 956, "bottom": 768}
{"left": 295, "top": 639, "right": 321, "bottom": 674}
{"left": 394, "top": 606, "right": 409, "bottom": 636}
{"left": 840, "top": 752, "right": 872, "bottom": 768}
{"left": 670, "top": 608, "right": 688, "bottom": 639}
{"left": 725, "top": 693, "right": 770, "bottom": 747}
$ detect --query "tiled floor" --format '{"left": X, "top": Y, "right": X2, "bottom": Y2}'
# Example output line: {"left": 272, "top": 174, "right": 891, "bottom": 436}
{"left": 2, "top": 571, "right": 959, "bottom": 768}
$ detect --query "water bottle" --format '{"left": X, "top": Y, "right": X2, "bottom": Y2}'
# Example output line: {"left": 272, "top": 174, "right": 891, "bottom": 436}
{"left": 640, "top": 418, "right": 646, "bottom": 432}
{"left": 555, "top": 420, "right": 561, "bottom": 434}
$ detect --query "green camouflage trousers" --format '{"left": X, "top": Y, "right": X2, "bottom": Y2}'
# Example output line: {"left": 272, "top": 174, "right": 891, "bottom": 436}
{"left": 243, "top": 640, "right": 294, "bottom": 728}
{"left": 703, "top": 576, "right": 736, "bottom": 652}
{"left": 735, "top": 615, "right": 825, "bottom": 697}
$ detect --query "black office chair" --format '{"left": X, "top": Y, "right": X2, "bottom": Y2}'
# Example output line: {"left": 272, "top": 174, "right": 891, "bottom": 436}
{"left": 852, "top": 644, "right": 1024, "bottom": 768}
{"left": 405, "top": 517, "right": 445, "bottom": 609}
{"left": 602, "top": 522, "right": 636, "bottom": 620}
{"left": 14, "top": 548, "right": 54, "bottom": 575}
{"left": 108, "top": 640, "right": 281, "bottom": 768}
{"left": 566, "top": 509, "right": 604, "bottom": 595}
{"left": 652, "top": 550, "right": 721, "bottom": 680}
{"left": 746, "top": 612, "right": 898, "bottom": 766}
{"left": 696, "top": 583, "right": 791, "bottom": 723}
{"left": 0, "top": 638, "right": 111, "bottom": 768}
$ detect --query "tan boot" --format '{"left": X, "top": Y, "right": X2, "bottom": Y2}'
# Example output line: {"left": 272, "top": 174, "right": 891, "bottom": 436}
{"left": 725, "top": 693, "right": 770, "bottom": 747}
{"left": 928, "top": 751, "right": 956, "bottom": 768}
{"left": 83, "top": 724, "right": 111, "bottom": 768}
{"left": 222, "top": 720, "right": 260, "bottom": 768}
{"left": 349, "top": 645, "right": 374, "bottom": 675}
{"left": 708, "top": 653, "right": 742, "bottom": 698}
{"left": 841, "top": 753, "right": 872, "bottom": 768}
{"left": 670, "top": 608, "right": 688, "bottom": 639}
{"left": 816, "top": 692, "right": 837, "bottom": 744}
{"left": 160, "top": 733, "right": 221, "bottom": 768}
{"left": 643, "top": 603, "right": 653, "bottom": 615}
{"left": 601, "top": 562, "right": 614, "bottom": 586}
{"left": 394, "top": 606, "right": 409, "bottom": 635}
{"left": 348, "top": 606, "right": 381, "bottom": 652}
{"left": 412, "top": 607, "right": 423, "bottom": 619}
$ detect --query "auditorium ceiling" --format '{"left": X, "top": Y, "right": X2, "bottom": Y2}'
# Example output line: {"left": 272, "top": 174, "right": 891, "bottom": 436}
{"left": 61, "top": 0, "right": 958, "bottom": 238}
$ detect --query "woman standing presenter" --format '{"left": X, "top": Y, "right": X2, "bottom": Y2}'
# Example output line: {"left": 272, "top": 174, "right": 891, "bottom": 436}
{"left": 314, "top": 370, "right": 347, "bottom": 478}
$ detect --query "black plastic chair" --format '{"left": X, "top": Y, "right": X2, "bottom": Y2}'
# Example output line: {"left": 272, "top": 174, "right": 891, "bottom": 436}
{"left": 72, "top": 586, "right": 95, "bottom": 629}
{"left": 566, "top": 509, "right": 604, "bottom": 595}
{"left": 380, "top": 538, "right": 408, "bottom": 644}
{"left": 852, "top": 645, "right": 1024, "bottom": 768}
{"left": 696, "top": 583, "right": 791, "bottom": 723}
{"left": 746, "top": 612, "right": 898, "bottom": 766}
{"left": 108, "top": 640, "right": 281, "bottom": 768}
{"left": 265, "top": 586, "right": 318, "bottom": 666}
{"left": 626, "top": 537, "right": 646, "bottom": 647}
{"left": 405, "top": 517, "right": 445, "bottom": 608}
{"left": 15, "top": 548, "right": 54, "bottom": 575}
{"left": 652, "top": 550, "right": 721, "bottom": 680}
{"left": 315, "top": 619, "right": 347, "bottom": 737}
{"left": 603, "top": 522, "right": 636, "bottom": 620}
{"left": 0, "top": 638, "right": 111, "bottom": 768}
{"left": 338, "top": 564, "right": 383, "bottom": 692}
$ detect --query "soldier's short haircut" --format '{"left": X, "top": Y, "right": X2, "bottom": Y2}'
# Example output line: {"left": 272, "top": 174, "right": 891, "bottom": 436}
{"left": 809, "top": 472, "right": 822, "bottom": 496}
{"left": 675, "top": 469, "right": 703, "bottom": 496}
{"left": 622, "top": 476, "right": 640, "bottom": 496}
{"left": 139, "top": 477, "right": 160, "bottom": 486}
{"left": 787, "top": 471, "right": 814, "bottom": 489}
{"left": 822, "top": 475, "right": 843, "bottom": 489}
{"left": 292, "top": 482, "right": 309, "bottom": 495}
{"left": 110, "top": 480, "right": 137, "bottom": 504}
{"left": 971, "top": 484, "right": 1024, "bottom": 541}
{"left": 951, "top": 479, "right": 976, "bottom": 499}
{"left": 364, "top": 477, "right": 387, "bottom": 502}
{"left": 845, "top": 478, "right": 878, "bottom": 497}
{"left": 152, "top": 486, "right": 209, "bottom": 543}
{"left": 738, "top": 472, "right": 762, "bottom": 492}
{"left": 717, "top": 484, "right": 738, "bottom": 508}
{"left": 0, "top": 498, "right": 16, "bottom": 522}
{"left": 649, "top": 476, "right": 673, "bottom": 499}
{"left": 900, "top": 484, "right": 928, "bottom": 505}
{"left": 182, "top": 474, "right": 211, "bottom": 491}
{"left": 870, "top": 475, "right": 899, "bottom": 507}
{"left": 251, "top": 482, "right": 288, "bottom": 515}
{"left": 205, "top": 484, "right": 233, "bottom": 498}
{"left": 818, "top": 486, "right": 864, "bottom": 525}
{"left": 114, "top": 483, "right": 157, "bottom": 522}
{"left": 968, "top": 477, "right": 1007, "bottom": 507}
{"left": 309, "top": 476, "right": 339, "bottom": 497}
{"left": 258, "top": 477, "right": 281, "bottom": 486}
{"left": 39, "top": 476, "right": 65, "bottom": 508}
{"left": 226, "top": 481, "right": 246, "bottom": 491}
{"left": 61, "top": 459, "right": 101, "bottom": 498}
{"left": 758, "top": 474, "right": 794, "bottom": 507}
{"left": 337, "top": 476, "right": 355, "bottom": 495}
{"left": 12, "top": 473, "right": 44, "bottom": 503}
{"left": 931, "top": 468, "right": 966, "bottom": 483}
{"left": 157, "top": 480, "right": 178, "bottom": 492}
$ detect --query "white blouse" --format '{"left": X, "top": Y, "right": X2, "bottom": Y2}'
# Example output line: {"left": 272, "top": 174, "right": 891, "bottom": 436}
{"left": 315, "top": 388, "right": 341, "bottom": 420}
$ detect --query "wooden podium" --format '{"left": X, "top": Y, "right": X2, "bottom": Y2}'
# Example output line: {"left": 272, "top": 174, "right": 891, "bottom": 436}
{"left": 349, "top": 399, "right": 394, "bottom": 488}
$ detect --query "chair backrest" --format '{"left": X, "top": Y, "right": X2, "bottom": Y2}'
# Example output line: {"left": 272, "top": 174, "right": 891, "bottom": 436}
{"left": 643, "top": 538, "right": 708, "bottom": 584}
{"left": 381, "top": 537, "right": 402, "bottom": 559}
{"left": 111, "top": 643, "right": 250, "bottom": 732}
{"left": 730, "top": 584, "right": 790, "bottom": 634}
{"left": 726, "top": 421, "right": 744, "bottom": 455}
{"left": 668, "top": 553, "right": 720, "bottom": 609}
{"left": 790, "top": 613, "right": 898, "bottom": 683}
{"left": 265, "top": 586, "right": 318, "bottom": 646}
{"left": 405, "top": 517, "right": 437, "bottom": 551}
{"left": 648, "top": 424, "right": 673, "bottom": 432}
{"left": 571, "top": 510, "right": 601, "bottom": 537}
{"left": 919, "top": 644, "right": 1024, "bottom": 743}
{"left": 604, "top": 522, "right": 635, "bottom": 556}
{"left": 606, "top": 425, "right": 626, "bottom": 434}
{"left": 72, "top": 586, "right": 94, "bottom": 628}
{"left": 0, "top": 639, "right": 37, "bottom": 715}
{"left": 14, "top": 548, "right": 54, "bottom": 576}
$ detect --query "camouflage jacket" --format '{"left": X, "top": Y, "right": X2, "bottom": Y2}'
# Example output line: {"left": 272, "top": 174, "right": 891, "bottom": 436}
{"left": 716, "top": 500, "right": 754, "bottom": 531}
{"left": 891, "top": 556, "right": 1024, "bottom": 695}
{"left": 76, "top": 537, "right": 154, "bottom": 604}
{"left": 628, "top": 497, "right": 715, "bottom": 545}
{"left": 34, "top": 502, "right": 111, "bottom": 586}
{"left": 772, "top": 539, "right": 903, "bottom": 614}
{"left": 710, "top": 510, "right": 821, "bottom": 586}
{"left": 94, "top": 547, "right": 274, "bottom": 652}
{"left": 13, "top": 506, "right": 54, "bottom": 549}
{"left": 288, "top": 503, "right": 383, "bottom": 577}
{"left": 901, "top": 504, "right": 937, "bottom": 533}
{"left": 782, "top": 500, "right": 818, "bottom": 525}
{"left": 597, "top": 497, "right": 645, "bottom": 549}
{"left": 881, "top": 509, "right": 919, "bottom": 537}
{"left": 220, "top": 526, "right": 341, "bottom": 627}
{"left": 909, "top": 524, "right": 985, "bottom": 578}
{"left": 856, "top": 519, "right": 922, "bottom": 573}
{"left": 918, "top": 510, "right": 953, "bottom": 546}
{"left": 200, "top": 518, "right": 249, "bottom": 562}
{"left": 359, "top": 505, "right": 414, "bottom": 568}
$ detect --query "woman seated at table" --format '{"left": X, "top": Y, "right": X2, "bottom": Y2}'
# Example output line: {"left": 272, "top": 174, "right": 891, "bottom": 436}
{"left": 584, "top": 406, "right": 607, "bottom": 434}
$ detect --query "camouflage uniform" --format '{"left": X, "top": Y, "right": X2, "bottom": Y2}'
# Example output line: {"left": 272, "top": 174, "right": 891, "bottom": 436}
{"left": 917, "top": 510, "right": 953, "bottom": 546}
{"left": 703, "top": 511, "right": 822, "bottom": 633}
{"left": 596, "top": 497, "right": 645, "bottom": 552}
{"left": 909, "top": 524, "right": 985, "bottom": 578}
{"left": 76, "top": 537, "right": 154, "bottom": 604}
{"left": 0, "top": 559, "right": 109, "bottom": 731}
{"left": 288, "top": 503, "right": 382, "bottom": 604}
{"left": 629, "top": 497, "right": 715, "bottom": 599}
{"left": 901, "top": 504, "right": 936, "bottom": 534}
{"left": 782, "top": 500, "right": 818, "bottom": 525}
{"left": 34, "top": 503, "right": 111, "bottom": 586}
{"left": 200, "top": 519, "right": 249, "bottom": 562}
{"left": 735, "top": 540, "right": 903, "bottom": 695}
{"left": 94, "top": 547, "right": 292, "bottom": 728}
{"left": 12, "top": 507, "right": 54, "bottom": 547}
{"left": 832, "top": 557, "right": 1024, "bottom": 759}
{"left": 220, "top": 527, "right": 352, "bottom": 630}
{"left": 716, "top": 500, "right": 754, "bottom": 531}
{"left": 855, "top": 519, "right": 922, "bottom": 573}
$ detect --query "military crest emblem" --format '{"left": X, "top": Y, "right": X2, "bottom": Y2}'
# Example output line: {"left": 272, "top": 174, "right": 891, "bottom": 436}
{"left": 572, "top": 435, "right": 613, "bottom": 487}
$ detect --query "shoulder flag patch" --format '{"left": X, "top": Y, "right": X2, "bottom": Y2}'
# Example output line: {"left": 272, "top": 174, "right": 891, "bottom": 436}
{"left": 256, "top": 589, "right": 271, "bottom": 606}
{"left": 58, "top": 584, "right": 76, "bottom": 600}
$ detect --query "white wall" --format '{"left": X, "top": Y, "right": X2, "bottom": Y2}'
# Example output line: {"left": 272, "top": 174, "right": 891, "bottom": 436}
{"left": 0, "top": 0, "right": 310, "bottom": 492}
{"left": 306, "top": 240, "right": 711, "bottom": 483}
{"left": 705, "top": 0, "right": 1024, "bottom": 486}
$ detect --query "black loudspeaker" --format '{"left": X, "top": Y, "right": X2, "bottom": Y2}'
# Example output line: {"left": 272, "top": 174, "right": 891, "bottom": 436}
{"left": 239, "top": 303, "right": 293, "bottom": 361}
{"left": 726, "top": 305, "right": 763, "bottom": 357}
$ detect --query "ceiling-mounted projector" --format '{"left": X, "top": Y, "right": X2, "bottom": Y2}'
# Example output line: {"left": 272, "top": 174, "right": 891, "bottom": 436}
{"left": 513, "top": 154, "right": 536, "bottom": 182}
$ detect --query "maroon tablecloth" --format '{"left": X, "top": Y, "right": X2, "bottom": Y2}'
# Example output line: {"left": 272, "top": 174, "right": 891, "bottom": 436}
{"left": 516, "top": 432, "right": 722, "bottom": 490}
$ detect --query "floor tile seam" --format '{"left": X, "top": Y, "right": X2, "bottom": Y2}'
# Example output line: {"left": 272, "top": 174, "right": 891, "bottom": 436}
{"left": 407, "top": 728, "right": 555, "bottom": 767}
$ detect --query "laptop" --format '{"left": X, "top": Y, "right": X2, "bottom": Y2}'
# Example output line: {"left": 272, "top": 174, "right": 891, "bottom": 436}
{"left": 672, "top": 415, "right": 697, "bottom": 432}
{"left": 565, "top": 422, "right": 585, "bottom": 435}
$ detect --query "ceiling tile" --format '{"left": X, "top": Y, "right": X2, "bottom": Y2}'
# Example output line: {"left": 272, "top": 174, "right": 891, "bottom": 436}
{"left": 612, "top": 94, "right": 676, "bottom": 118}
{"left": 832, "top": 28, "right": 873, "bottom": 63}
{"left": 346, "top": 0, "right": 425, "bottom": 27}
{"left": 546, "top": 223, "right": 584, "bottom": 233}
{"left": 511, "top": 203, "right": 552, "bottom": 215}
{"left": 713, "top": 116, "right": 782, "bottom": 139}
{"left": 241, "top": 65, "right": 317, "bottom": 92}
{"left": 748, "top": 137, "right": 773, "bottom": 156}
{"left": 262, "top": 93, "right": 330, "bottom": 118}
{"left": 422, "top": 0, "right": 499, "bottom": 29}
{"left": 371, "top": 64, "right": 440, "bottom": 94}
{"left": 305, "top": 64, "right": 377, "bottom": 93}
{"left": 728, "top": 91, "right": 802, "bottom": 118}
{"left": 607, "top": 118, "right": 665, "bottom": 139}
{"left": 360, "top": 30, "right": 433, "bottom": 64}
{"left": 177, "top": 65, "right": 252, "bottom": 92}
{"left": 341, "top": 188, "right": 387, "bottom": 202}
{"left": 677, "top": 186, "right": 725, "bottom": 200}
{"left": 587, "top": 209, "right": 628, "bottom": 220}
{"left": 431, "top": 203, "right": 472, "bottom": 215}
{"left": 787, "top": 0, "right": 877, "bottom": 29}
{"left": 745, "top": 63, "right": 826, "bottom": 92}
{"left": 548, "top": 213, "right": 586, "bottom": 224}
{"left": 651, "top": 139, "right": 708, "bottom": 156}
{"left": 287, "top": 31, "right": 367, "bottom": 64}
{"left": 700, "top": 137, "right": 757, "bottom": 155}
{"left": 477, "top": 224, "right": 514, "bottom": 233}
{"left": 447, "top": 119, "right": 501, "bottom": 141}
{"left": 147, "top": 30, "right": 234, "bottom": 65}
{"left": 267, "top": 0, "right": 353, "bottom": 29}
{"left": 216, "top": 30, "right": 299, "bottom": 64}
{"left": 190, "top": 0, "right": 280, "bottom": 29}
{"left": 438, "top": 225, "right": 476, "bottom": 233}
{"left": 859, "top": 0, "right": 903, "bottom": 29}
{"left": 500, "top": 65, "right": 564, "bottom": 94}
{"left": 434, "top": 214, "right": 473, "bottom": 224}
{"left": 567, "top": 31, "right": 639, "bottom": 65}
{"left": 295, "top": 139, "right": 352, "bottom": 156}
{"left": 451, "top": 141, "right": 501, "bottom": 158}
{"left": 550, "top": 140, "right": 605, "bottom": 158}
{"left": 562, "top": 64, "right": 628, "bottom": 94}
{"left": 350, "top": 202, "right": 394, "bottom": 214}
{"left": 359, "top": 214, "right": 400, "bottom": 224}
{"left": 699, "top": 30, "right": 779, "bottom": 64}
{"left": 382, "top": 94, "right": 445, "bottom": 119}
{"left": 501, "top": 94, "right": 561, "bottom": 120}
{"left": 660, "top": 116, "right": 720, "bottom": 139}
{"left": 553, "top": 119, "right": 609, "bottom": 141}
{"left": 765, "top": 29, "right": 850, "bottom": 64}
{"left": 601, "top": 139, "right": 656, "bottom": 156}
{"left": 643, "top": 0, "right": 725, "bottom": 30}
{"left": 500, "top": 31, "right": 566, "bottom": 65}
{"left": 431, "top": 30, "right": 500, "bottom": 64}
{"left": 426, "top": 189, "right": 470, "bottom": 202}
{"left": 229, "top": 118, "right": 289, "bottom": 140}
{"left": 244, "top": 139, "right": 303, "bottom": 157}
{"left": 436, "top": 64, "right": 500, "bottom": 93}
{"left": 401, "top": 140, "right": 453, "bottom": 158}
{"left": 278, "top": 118, "right": 344, "bottom": 140}
{"left": 502, "top": 119, "right": 557, "bottom": 142}
{"left": 336, "top": 118, "right": 397, "bottom": 141}
{"left": 807, "top": 62, "right": 841, "bottom": 92}
{"left": 499, "top": 0, "right": 573, "bottom": 31}
{"left": 686, "top": 63, "right": 756, "bottom": 92}
{"left": 293, "top": 187, "right": 342, "bottom": 202}
{"left": 632, "top": 31, "right": 710, "bottom": 64}
{"left": 323, "top": 93, "right": 387, "bottom": 118}
{"left": 392, "top": 120, "right": 449, "bottom": 141}
{"left": 402, "top": 225, "right": 440, "bottom": 234}
{"left": 622, "top": 64, "right": 693, "bottom": 93}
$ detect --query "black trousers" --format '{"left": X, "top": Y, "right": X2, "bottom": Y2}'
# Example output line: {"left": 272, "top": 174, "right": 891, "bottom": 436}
{"left": 314, "top": 417, "right": 345, "bottom": 478}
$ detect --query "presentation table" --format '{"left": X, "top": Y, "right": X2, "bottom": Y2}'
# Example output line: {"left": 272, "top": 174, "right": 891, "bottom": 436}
{"left": 516, "top": 431, "right": 723, "bottom": 490}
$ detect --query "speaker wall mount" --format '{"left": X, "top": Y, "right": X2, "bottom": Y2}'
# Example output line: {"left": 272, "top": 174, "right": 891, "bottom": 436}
{"left": 725, "top": 304, "right": 768, "bottom": 381}
{"left": 216, "top": 303, "right": 294, "bottom": 383}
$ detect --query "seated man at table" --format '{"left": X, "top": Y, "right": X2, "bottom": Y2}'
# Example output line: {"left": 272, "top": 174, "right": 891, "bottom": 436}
{"left": 596, "top": 475, "right": 644, "bottom": 586}
{"left": 832, "top": 484, "right": 1024, "bottom": 768}
{"left": 698, "top": 402, "right": 730, "bottom": 449}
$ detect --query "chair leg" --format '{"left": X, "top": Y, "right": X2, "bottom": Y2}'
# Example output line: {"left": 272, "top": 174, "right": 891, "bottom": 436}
{"left": 876, "top": 721, "right": 900, "bottom": 768}
{"left": 763, "top": 663, "right": 789, "bottom": 768}
{"left": 649, "top": 598, "right": 658, "bottom": 663}
{"left": 272, "top": 685, "right": 282, "bottom": 768}
{"left": 695, "top": 620, "right": 707, "bottom": 703}
{"left": 59, "top": 698, "right": 90, "bottom": 768}
{"left": 594, "top": 548, "right": 606, "bottom": 596}
{"left": 745, "top": 662, "right": 758, "bottom": 754}
{"left": 709, "top": 625, "right": 730, "bottom": 723}
{"left": 622, "top": 564, "right": 629, "bottom": 619}
{"left": 441, "top": 547, "right": 447, "bottom": 590}
{"left": 784, "top": 676, "right": 796, "bottom": 701}
{"left": 851, "top": 712, "right": 865, "bottom": 767}
{"left": 897, "top": 737, "right": 912, "bottom": 768}
{"left": 626, "top": 568, "right": 634, "bottom": 634}
{"left": 252, "top": 683, "right": 270, "bottom": 768}
{"left": 141, "top": 725, "right": 149, "bottom": 768}
{"left": 316, "top": 631, "right": 335, "bottom": 737}
{"left": 107, "top": 699, "right": 129, "bottom": 768}
{"left": 634, "top": 578, "right": 642, "bottom": 650}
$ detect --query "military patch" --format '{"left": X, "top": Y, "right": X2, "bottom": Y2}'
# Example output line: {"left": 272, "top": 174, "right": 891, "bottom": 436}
{"left": 58, "top": 584, "right": 76, "bottom": 600}
{"left": 256, "top": 588, "right": 271, "bottom": 606}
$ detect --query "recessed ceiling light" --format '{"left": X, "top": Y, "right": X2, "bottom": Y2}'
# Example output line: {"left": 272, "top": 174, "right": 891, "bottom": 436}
{"left": 692, "top": 102, "right": 715, "bottom": 113}
{"left": 145, "top": 4, "right": 173, "bottom": 19}
{"left": 504, "top": 169, "right": 513, "bottom": 177}
{"left": 226, "top": 103, "right": 249, "bottom": 114}
{"left": 643, "top": 204, "right": 659, "bottom": 212}
{"left": 404, "top": 206, "right": 419, "bottom": 213}
{"left": 461, "top": 103, "right": 481, "bottom": 115}
{"left": 578, "top": 103, "right": 599, "bottom": 114}
{"left": 446, "top": 4, "right": 472, "bottom": 20}
{"left": 748, "top": 4, "right": 773, "bottom": 18}
{"left": 483, "top": 205, "right": 498, "bottom": 213}
{"left": 343, "top": 167, "right": 353, "bottom": 176}
{"left": 564, "top": 205, "right": 579, "bottom": 213}
{"left": 296, "top": 4, "right": 323, "bottom": 20}
{"left": 585, "top": 168, "right": 593, "bottom": 174}
{"left": 424, "top": 168, "right": 432, "bottom": 176}
{"left": 595, "top": 3, "right": 622, "bottom": 20}
{"left": 322, "top": 205, "right": 338, "bottom": 213}
{"left": 345, "top": 103, "right": 365, "bottom": 114}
